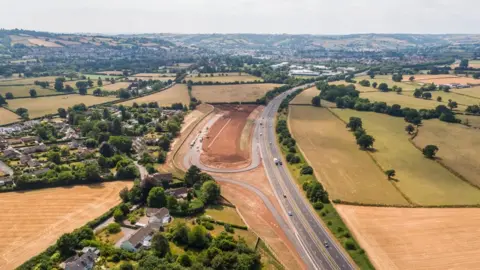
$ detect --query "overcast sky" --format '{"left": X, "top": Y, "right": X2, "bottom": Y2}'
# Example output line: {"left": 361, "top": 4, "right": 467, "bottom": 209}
{"left": 1, "top": 0, "right": 478, "bottom": 35}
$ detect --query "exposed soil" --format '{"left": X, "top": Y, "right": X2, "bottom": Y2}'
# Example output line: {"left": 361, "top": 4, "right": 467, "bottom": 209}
{"left": 336, "top": 205, "right": 480, "bottom": 270}
{"left": 220, "top": 181, "right": 306, "bottom": 270}
{"left": 200, "top": 105, "right": 258, "bottom": 169}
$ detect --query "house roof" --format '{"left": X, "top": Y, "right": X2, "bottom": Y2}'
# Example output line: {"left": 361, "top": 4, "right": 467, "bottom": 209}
{"left": 124, "top": 223, "right": 156, "bottom": 248}
{"left": 167, "top": 187, "right": 191, "bottom": 198}
{"left": 146, "top": 207, "right": 169, "bottom": 218}
{"left": 65, "top": 250, "right": 98, "bottom": 270}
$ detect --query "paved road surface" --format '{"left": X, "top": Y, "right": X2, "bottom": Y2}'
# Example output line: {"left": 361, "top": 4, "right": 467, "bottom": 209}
{"left": 183, "top": 84, "right": 355, "bottom": 270}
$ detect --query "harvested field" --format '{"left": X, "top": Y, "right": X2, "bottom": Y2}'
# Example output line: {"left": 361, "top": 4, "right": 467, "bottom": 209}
{"left": 200, "top": 105, "right": 258, "bottom": 169}
{"left": 119, "top": 84, "right": 190, "bottom": 107}
{"left": 332, "top": 109, "right": 480, "bottom": 206}
{"left": 336, "top": 205, "right": 480, "bottom": 270}
{"left": 133, "top": 73, "right": 176, "bottom": 77}
{"left": 27, "top": 38, "right": 62, "bottom": 47}
{"left": 403, "top": 74, "right": 458, "bottom": 82}
{"left": 289, "top": 106, "right": 408, "bottom": 205}
{"left": 457, "top": 114, "right": 480, "bottom": 128}
{"left": 129, "top": 76, "right": 175, "bottom": 82}
{"left": 0, "top": 108, "right": 20, "bottom": 125}
{"left": 0, "top": 85, "right": 57, "bottom": 97}
{"left": 452, "top": 60, "right": 480, "bottom": 69}
{"left": 290, "top": 86, "right": 320, "bottom": 104}
{"left": 192, "top": 83, "right": 282, "bottom": 103}
{"left": 452, "top": 86, "right": 480, "bottom": 99}
{"left": 188, "top": 74, "right": 262, "bottom": 83}
{"left": 6, "top": 95, "right": 117, "bottom": 118}
{"left": 415, "top": 76, "right": 480, "bottom": 85}
{"left": 0, "top": 76, "right": 58, "bottom": 86}
{"left": 413, "top": 119, "right": 480, "bottom": 187}
{"left": 101, "top": 82, "right": 131, "bottom": 91}
{"left": 0, "top": 181, "right": 133, "bottom": 270}
{"left": 355, "top": 75, "right": 420, "bottom": 91}
{"left": 95, "top": 71, "right": 124, "bottom": 76}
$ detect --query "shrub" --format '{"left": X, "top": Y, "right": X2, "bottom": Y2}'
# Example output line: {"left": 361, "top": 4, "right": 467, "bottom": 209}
{"left": 203, "top": 222, "right": 214, "bottom": 230}
{"left": 224, "top": 223, "right": 234, "bottom": 233}
{"left": 344, "top": 239, "right": 356, "bottom": 250}
{"left": 313, "top": 201, "right": 324, "bottom": 210}
{"left": 327, "top": 221, "right": 332, "bottom": 226}
{"left": 106, "top": 223, "right": 121, "bottom": 234}
{"left": 300, "top": 166, "right": 313, "bottom": 175}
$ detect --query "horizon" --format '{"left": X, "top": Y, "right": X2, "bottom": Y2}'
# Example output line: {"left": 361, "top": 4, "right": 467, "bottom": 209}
{"left": 1, "top": 0, "right": 480, "bottom": 35}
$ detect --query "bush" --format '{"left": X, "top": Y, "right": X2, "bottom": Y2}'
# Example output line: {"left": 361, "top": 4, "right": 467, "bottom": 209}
{"left": 300, "top": 166, "right": 313, "bottom": 175}
{"left": 327, "top": 221, "right": 332, "bottom": 226}
{"left": 106, "top": 223, "right": 121, "bottom": 234}
{"left": 313, "top": 201, "right": 324, "bottom": 210}
{"left": 203, "top": 222, "right": 214, "bottom": 230}
{"left": 344, "top": 239, "right": 357, "bottom": 250}
{"left": 224, "top": 223, "right": 234, "bottom": 233}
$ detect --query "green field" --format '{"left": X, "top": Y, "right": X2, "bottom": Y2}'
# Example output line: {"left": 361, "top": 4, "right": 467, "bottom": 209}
{"left": 355, "top": 75, "right": 421, "bottom": 91}
{"left": 332, "top": 109, "right": 480, "bottom": 206}
{"left": 0, "top": 85, "right": 58, "bottom": 97}
{"left": 204, "top": 205, "right": 246, "bottom": 227}
{"left": 401, "top": 91, "right": 480, "bottom": 108}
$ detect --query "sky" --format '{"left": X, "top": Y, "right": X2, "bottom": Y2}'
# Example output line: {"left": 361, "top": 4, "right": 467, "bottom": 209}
{"left": 0, "top": 0, "right": 478, "bottom": 35}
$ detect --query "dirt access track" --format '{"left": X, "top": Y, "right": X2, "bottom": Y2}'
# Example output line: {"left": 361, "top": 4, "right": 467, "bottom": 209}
{"left": 200, "top": 105, "right": 261, "bottom": 169}
{"left": 336, "top": 205, "right": 480, "bottom": 270}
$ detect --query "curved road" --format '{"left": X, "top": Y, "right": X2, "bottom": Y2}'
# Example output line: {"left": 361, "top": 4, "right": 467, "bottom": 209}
{"left": 184, "top": 84, "right": 355, "bottom": 270}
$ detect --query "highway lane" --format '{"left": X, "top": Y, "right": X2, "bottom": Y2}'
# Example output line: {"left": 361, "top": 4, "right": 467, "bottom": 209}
{"left": 259, "top": 86, "right": 354, "bottom": 270}
{"left": 183, "top": 84, "right": 355, "bottom": 269}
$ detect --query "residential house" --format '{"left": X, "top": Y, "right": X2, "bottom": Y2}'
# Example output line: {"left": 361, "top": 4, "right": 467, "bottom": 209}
{"left": 166, "top": 187, "right": 191, "bottom": 200}
{"left": 148, "top": 207, "right": 171, "bottom": 226}
{"left": 2, "top": 147, "right": 21, "bottom": 159}
{"left": 21, "top": 136, "right": 38, "bottom": 144}
{"left": 133, "top": 137, "right": 147, "bottom": 153}
{"left": 22, "top": 143, "right": 48, "bottom": 154}
{"left": 20, "top": 155, "right": 32, "bottom": 166}
{"left": 0, "top": 177, "right": 13, "bottom": 187}
{"left": 141, "top": 173, "right": 173, "bottom": 187}
{"left": 63, "top": 247, "right": 99, "bottom": 270}
{"left": 120, "top": 223, "right": 157, "bottom": 252}
{"left": 0, "top": 138, "right": 8, "bottom": 150}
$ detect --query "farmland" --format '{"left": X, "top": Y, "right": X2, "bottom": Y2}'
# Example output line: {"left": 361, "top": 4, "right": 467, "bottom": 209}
{"left": 0, "top": 85, "right": 58, "bottom": 97}
{"left": 336, "top": 205, "right": 480, "bottom": 270}
{"left": 6, "top": 95, "right": 117, "bottom": 118}
{"left": 192, "top": 83, "right": 282, "bottom": 103}
{"left": 289, "top": 106, "right": 408, "bottom": 205}
{"left": 119, "top": 84, "right": 190, "bottom": 107}
{"left": 452, "top": 86, "right": 480, "bottom": 98}
{"left": 414, "top": 76, "right": 480, "bottom": 85}
{"left": 100, "top": 82, "right": 131, "bottom": 91}
{"left": 355, "top": 75, "right": 420, "bottom": 91}
{"left": 413, "top": 119, "right": 480, "bottom": 187}
{"left": 83, "top": 74, "right": 122, "bottom": 80}
{"left": 332, "top": 109, "right": 480, "bottom": 206}
{"left": 457, "top": 114, "right": 480, "bottom": 128}
{"left": 0, "top": 181, "right": 132, "bottom": 270}
{"left": 187, "top": 73, "right": 262, "bottom": 83}
{"left": 360, "top": 91, "right": 443, "bottom": 110}
{"left": 0, "top": 108, "right": 20, "bottom": 125}
{"left": 290, "top": 87, "right": 320, "bottom": 104}
{"left": 0, "top": 76, "right": 59, "bottom": 86}
{"left": 401, "top": 90, "right": 479, "bottom": 108}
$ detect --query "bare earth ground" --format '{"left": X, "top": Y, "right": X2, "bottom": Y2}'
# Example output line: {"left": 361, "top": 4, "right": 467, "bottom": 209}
{"left": 192, "top": 83, "right": 282, "bottom": 103}
{"left": 0, "top": 181, "right": 132, "bottom": 270}
{"left": 413, "top": 119, "right": 480, "bottom": 187}
{"left": 120, "top": 84, "right": 190, "bottom": 107}
{"left": 289, "top": 106, "right": 408, "bottom": 205}
{"left": 0, "top": 108, "right": 20, "bottom": 125}
{"left": 336, "top": 205, "right": 480, "bottom": 270}
{"left": 6, "top": 95, "right": 117, "bottom": 119}
{"left": 200, "top": 105, "right": 257, "bottom": 169}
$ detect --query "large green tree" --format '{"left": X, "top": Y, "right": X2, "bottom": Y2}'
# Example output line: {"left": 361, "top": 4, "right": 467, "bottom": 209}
{"left": 201, "top": 180, "right": 221, "bottom": 204}
{"left": 151, "top": 232, "right": 170, "bottom": 257}
{"left": 147, "top": 187, "right": 167, "bottom": 208}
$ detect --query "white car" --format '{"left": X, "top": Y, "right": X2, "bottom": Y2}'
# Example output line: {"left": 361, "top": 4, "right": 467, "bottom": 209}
{"left": 260, "top": 133, "right": 263, "bottom": 136}
{"left": 288, "top": 211, "right": 293, "bottom": 216}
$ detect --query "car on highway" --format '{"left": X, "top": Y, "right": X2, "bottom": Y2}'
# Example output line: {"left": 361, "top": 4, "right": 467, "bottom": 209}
{"left": 283, "top": 194, "right": 287, "bottom": 198}
{"left": 324, "top": 241, "right": 329, "bottom": 248}
{"left": 288, "top": 211, "right": 292, "bottom": 216}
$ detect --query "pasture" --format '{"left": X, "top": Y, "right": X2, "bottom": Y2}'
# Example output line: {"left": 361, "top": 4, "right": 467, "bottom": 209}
{"left": 337, "top": 205, "right": 480, "bottom": 270}
{"left": 0, "top": 108, "right": 20, "bottom": 125}
{"left": 413, "top": 119, "right": 480, "bottom": 187}
{"left": 0, "top": 181, "right": 132, "bottom": 270}
{"left": 360, "top": 91, "right": 443, "bottom": 110}
{"left": 192, "top": 83, "right": 281, "bottom": 103}
{"left": 452, "top": 86, "right": 480, "bottom": 99}
{"left": 289, "top": 106, "right": 408, "bottom": 205}
{"left": 355, "top": 75, "right": 420, "bottom": 91}
{"left": 0, "top": 85, "right": 57, "bottom": 97}
{"left": 0, "top": 76, "right": 59, "bottom": 86}
{"left": 329, "top": 80, "right": 374, "bottom": 93}
{"left": 6, "top": 95, "right": 117, "bottom": 118}
{"left": 120, "top": 84, "right": 190, "bottom": 107}
{"left": 402, "top": 90, "right": 479, "bottom": 108}
{"left": 332, "top": 109, "right": 480, "bottom": 206}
